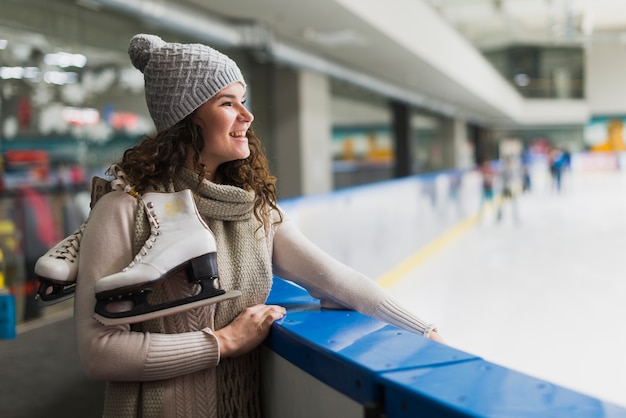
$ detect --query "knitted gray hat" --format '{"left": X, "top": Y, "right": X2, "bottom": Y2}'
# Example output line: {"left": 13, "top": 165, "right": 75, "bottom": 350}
{"left": 128, "top": 34, "right": 246, "bottom": 132}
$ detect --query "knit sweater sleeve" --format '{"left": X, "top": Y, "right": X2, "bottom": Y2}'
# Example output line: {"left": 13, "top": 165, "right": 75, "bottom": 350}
{"left": 271, "top": 215, "right": 436, "bottom": 337}
{"left": 75, "top": 191, "right": 220, "bottom": 382}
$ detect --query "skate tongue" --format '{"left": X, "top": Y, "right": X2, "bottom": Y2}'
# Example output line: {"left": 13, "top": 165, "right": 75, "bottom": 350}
{"left": 94, "top": 290, "right": 242, "bottom": 326}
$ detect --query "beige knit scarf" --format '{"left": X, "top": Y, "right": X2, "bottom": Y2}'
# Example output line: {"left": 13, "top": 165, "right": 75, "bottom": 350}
{"left": 102, "top": 168, "right": 273, "bottom": 418}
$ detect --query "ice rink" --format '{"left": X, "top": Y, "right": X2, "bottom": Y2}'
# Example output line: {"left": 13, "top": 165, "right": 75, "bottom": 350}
{"left": 385, "top": 169, "right": 626, "bottom": 408}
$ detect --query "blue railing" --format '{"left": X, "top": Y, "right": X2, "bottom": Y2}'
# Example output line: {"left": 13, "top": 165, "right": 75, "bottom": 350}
{"left": 264, "top": 277, "right": 626, "bottom": 417}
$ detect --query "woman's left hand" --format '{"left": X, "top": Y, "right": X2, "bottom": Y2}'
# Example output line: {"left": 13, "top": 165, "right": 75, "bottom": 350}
{"left": 428, "top": 329, "right": 446, "bottom": 344}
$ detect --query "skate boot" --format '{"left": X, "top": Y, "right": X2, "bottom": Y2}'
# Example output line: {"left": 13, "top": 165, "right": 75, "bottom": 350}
{"left": 93, "top": 189, "right": 241, "bottom": 326}
{"left": 34, "top": 168, "right": 132, "bottom": 306}
{"left": 35, "top": 224, "right": 85, "bottom": 306}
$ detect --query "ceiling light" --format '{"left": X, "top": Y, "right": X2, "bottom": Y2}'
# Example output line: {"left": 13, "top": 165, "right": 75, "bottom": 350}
{"left": 44, "top": 52, "right": 87, "bottom": 68}
{"left": 0, "top": 66, "right": 40, "bottom": 80}
{"left": 514, "top": 73, "right": 530, "bottom": 87}
{"left": 44, "top": 71, "right": 78, "bottom": 85}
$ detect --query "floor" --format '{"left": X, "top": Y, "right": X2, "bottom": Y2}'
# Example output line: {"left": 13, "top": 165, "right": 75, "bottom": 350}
{"left": 0, "top": 308, "right": 104, "bottom": 418}
{"left": 385, "top": 169, "right": 626, "bottom": 408}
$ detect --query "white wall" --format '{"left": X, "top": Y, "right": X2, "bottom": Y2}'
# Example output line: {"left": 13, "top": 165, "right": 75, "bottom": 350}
{"left": 586, "top": 42, "right": 626, "bottom": 116}
{"left": 300, "top": 70, "right": 333, "bottom": 195}
{"left": 279, "top": 170, "right": 482, "bottom": 280}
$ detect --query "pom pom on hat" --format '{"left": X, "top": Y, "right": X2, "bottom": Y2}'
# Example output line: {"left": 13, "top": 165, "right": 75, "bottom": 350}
{"left": 128, "top": 33, "right": 246, "bottom": 132}
{"left": 128, "top": 34, "right": 166, "bottom": 72}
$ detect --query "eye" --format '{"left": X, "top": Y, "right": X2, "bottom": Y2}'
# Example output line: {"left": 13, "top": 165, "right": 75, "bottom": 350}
{"left": 219, "top": 97, "right": 246, "bottom": 107}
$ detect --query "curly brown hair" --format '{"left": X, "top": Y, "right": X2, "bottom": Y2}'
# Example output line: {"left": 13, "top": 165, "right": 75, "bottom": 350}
{"left": 117, "top": 116, "right": 281, "bottom": 228}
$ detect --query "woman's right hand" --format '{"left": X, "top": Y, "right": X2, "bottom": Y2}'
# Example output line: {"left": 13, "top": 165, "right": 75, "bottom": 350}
{"left": 214, "top": 304, "right": 286, "bottom": 358}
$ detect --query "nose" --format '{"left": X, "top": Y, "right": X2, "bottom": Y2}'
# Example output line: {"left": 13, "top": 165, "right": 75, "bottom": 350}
{"left": 239, "top": 104, "right": 254, "bottom": 123}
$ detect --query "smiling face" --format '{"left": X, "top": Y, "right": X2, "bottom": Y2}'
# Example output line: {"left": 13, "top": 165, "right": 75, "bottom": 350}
{"left": 189, "top": 82, "right": 254, "bottom": 179}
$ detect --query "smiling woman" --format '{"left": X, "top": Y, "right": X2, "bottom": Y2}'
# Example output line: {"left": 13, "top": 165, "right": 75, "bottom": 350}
{"left": 35, "top": 33, "right": 447, "bottom": 418}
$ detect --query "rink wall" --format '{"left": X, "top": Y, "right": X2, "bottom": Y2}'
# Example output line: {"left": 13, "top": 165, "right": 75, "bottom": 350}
{"left": 278, "top": 169, "right": 483, "bottom": 279}
{"left": 262, "top": 168, "right": 626, "bottom": 417}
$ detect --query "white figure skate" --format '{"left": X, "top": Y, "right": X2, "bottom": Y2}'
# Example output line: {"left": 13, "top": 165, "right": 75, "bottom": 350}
{"left": 93, "top": 189, "right": 241, "bottom": 326}
{"left": 34, "top": 166, "right": 132, "bottom": 306}
{"left": 34, "top": 224, "right": 84, "bottom": 305}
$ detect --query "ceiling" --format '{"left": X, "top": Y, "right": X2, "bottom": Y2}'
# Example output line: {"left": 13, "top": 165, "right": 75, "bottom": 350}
{"left": 178, "top": 0, "right": 626, "bottom": 51}
{"left": 3, "top": 0, "right": 626, "bottom": 126}
{"left": 173, "top": 0, "right": 626, "bottom": 124}
{"left": 426, "top": 0, "right": 626, "bottom": 50}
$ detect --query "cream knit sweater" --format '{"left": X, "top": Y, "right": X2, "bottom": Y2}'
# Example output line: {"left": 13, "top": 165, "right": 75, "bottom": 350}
{"left": 75, "top": 179, "right": 434, "bottom": 418}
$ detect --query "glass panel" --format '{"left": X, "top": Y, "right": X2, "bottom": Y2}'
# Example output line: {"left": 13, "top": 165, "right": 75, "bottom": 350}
{"left": 330, "top": 82, "right": 393, "bottom": 189}
{"left": 484, "top": 46, "right": 584, "bottom": 99}
{"left": 410, "top": 112, "right": 442, "bottom": 174}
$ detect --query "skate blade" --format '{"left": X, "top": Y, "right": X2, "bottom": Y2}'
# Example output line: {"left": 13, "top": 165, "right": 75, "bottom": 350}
{"left": 93, "top": 290, "right": 242, "bottom": 326}
{"left": 36, "top": 292, "right": 75, "bottom": 307}
{"left": 35, "top": 283, "right": 76, "bottom": 307}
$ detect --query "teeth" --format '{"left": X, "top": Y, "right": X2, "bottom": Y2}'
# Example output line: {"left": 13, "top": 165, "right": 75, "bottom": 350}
{"left": 230, "top": 131, "right": 246, "bottom": 137}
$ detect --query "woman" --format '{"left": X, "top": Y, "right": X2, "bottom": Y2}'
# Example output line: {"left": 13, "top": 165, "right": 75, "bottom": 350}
{"left": 75, "top": 33, "right": 442, "bottom": 418}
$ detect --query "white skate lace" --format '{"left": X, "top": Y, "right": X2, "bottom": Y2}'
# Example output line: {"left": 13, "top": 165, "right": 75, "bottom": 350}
{"left": 121, "top": 198, "right": 160, "bottom": 272}
{"left": 49, "top": 224, "right": 85, "bottom": 261}
{"left": 107, "top": 164, "right": 139, "bottom": 198}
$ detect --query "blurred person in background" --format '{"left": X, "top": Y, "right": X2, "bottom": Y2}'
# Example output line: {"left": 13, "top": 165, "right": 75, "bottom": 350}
{"left": 478, "top": 160, "right": 496, "bottom": 223}
{"left": 496, "top": 155, "right": 520, "bottom": 224}
{"left": 549, "top": 146, "right": 567, "bottom": 192}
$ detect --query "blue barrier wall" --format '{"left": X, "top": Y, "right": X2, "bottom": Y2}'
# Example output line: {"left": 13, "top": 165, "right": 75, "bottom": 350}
{"left": 263, "top": 277, "right": 626, "bottom": 417}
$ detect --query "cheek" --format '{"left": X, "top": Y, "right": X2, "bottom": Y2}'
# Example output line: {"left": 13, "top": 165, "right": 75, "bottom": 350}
{"left": 201, "top": 126, "right": 223, "bottom": 146}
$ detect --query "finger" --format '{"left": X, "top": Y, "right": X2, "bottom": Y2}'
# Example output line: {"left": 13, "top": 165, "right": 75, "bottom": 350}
{"left": 270, "top": 309, "right": 287, "bottom": 319}
{"left": 239, "top": 305, "right": 272, "bottom": 321}
{"left": 265, "top": 305, "right": 287, "bottom": 316}
{"left": 247, "top": 304, "right": 285, "bottom": 316}
{"left": 244, "top": 304, "right": 266, "bottom": 315}
{"left": 251, "top": 305, "right": 285, "bottom": 319}
{"left": 258, "top": 308, "right": 285, "bottom": 328}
